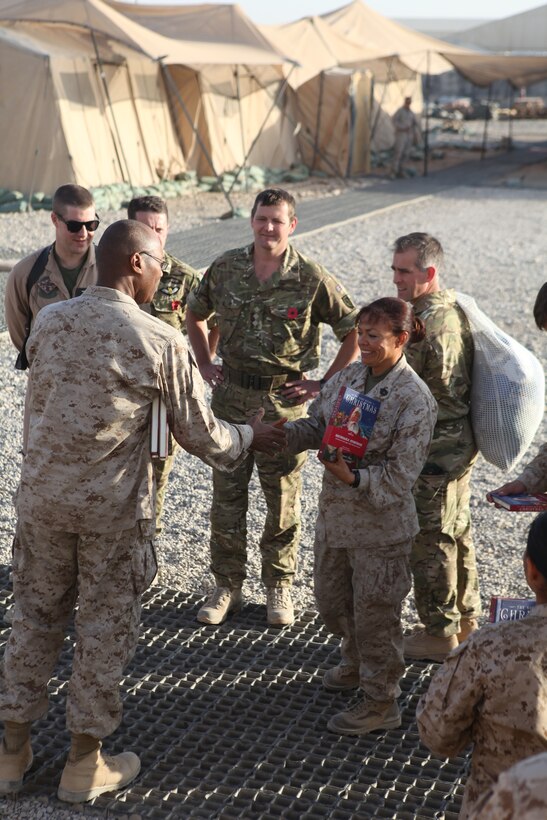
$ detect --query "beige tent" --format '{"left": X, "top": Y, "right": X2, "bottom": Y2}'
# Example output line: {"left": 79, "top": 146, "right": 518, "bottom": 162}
{"left": 0, "top": 0, "right": 296, "bottom": 179}
{"left": 261, "top": 14, "right": 418, "bottom": 152}
{"left": 441, "top": 51, "right": 547, "bottom": 88}
{"left": 322, "top": 0, "right": 473, "bottom": 76}
{"left": 107, "top": 2, "right": 298, "bottom": 177}
{"left": 295, "top": 68, "right": 373, "bottom": 176}
{"left": 0, "top": 19, "right": 185, "bottom": 196}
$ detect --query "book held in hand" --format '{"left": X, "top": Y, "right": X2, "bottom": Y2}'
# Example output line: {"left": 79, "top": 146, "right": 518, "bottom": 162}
{"left": 150, "top": 396, "right": 169, "bottom": 460}
{"left": 489, "top": 596, "right": 536, "bottom": 622}
{"left": 490, "top": 492, "right": 547, "bottom": 512}
{"left": 318, "top": 386, "right": 381, "bottom": 469}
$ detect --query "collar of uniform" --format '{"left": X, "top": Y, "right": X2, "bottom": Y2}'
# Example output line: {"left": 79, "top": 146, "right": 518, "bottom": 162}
{"left": 248, "top": 242, "right": 301, "bottom": 282}
{"left": 84, "top": 285, "right": 140, "bottom": 306}
{"left": 411, "top": 288, "right": 456, "bottom": 314}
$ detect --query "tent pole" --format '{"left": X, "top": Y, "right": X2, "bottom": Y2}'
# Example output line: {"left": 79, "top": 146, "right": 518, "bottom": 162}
{"left": 254, "top": 69, "right": 347, "bottom": 183}
{"left": 423, "top": 50, "right": 430, "bottom": 178}
{"left": 370, "top": 55, "right": 394, "bottom": 144}
{"left": 508, "top": 84, "right": 515, "bottom": 149}
{"left": 234, "top": 67, "right": 249, "bottom": 192}
{"left": 160, "top": 61, "right": 235, "bottom": 214}
{"left": 312, "top": 72, "right": 325, "bottom": 172}
{"left": 481, "top": 84, "right": 492, "bottom": 160}
{"left": 90, "top": 30, "right": 132, "bottom": 187}
{"left": 226, "top": 65, "right": 295, "bottom": 196}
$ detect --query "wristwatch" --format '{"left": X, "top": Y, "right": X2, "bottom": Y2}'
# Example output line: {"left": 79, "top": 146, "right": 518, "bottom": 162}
{"left": 350, "top": 470, "right": 361, "bottom": 488}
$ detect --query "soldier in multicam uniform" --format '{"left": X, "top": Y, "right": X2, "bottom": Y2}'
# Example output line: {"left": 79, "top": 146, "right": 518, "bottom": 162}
{"left": 5, "top": 184, "right": 98, "bottom": 354}
{"left": 127, "top": 195, "right": 219, "bottom": 534}
{"left": 392, "top": 232, "right": 480, "bottom": 662}
{"left": 0, "top": 220, "right": 285, "bottom": 803}
{"left": 187, "top": 188, "right": 359, "bottom": 627}
{"left": 470, "top": 751, "right": 547, "bottom": 820}
{"left": 285, "top": 298, "right": 436, "bottom": 734}
{"left": 416, "top": 511, "right": 547, "bottom": 820}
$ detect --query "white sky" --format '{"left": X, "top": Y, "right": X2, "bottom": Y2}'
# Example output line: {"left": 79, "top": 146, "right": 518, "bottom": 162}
{"left": 133, "top": 0, "right": 543, "bottom": 25}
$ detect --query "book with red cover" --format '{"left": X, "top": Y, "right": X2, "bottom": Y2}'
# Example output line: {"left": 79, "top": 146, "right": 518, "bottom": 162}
{"left": 489, "top": 596, "right": 536, "bottom": 622}
{"left": 490, "top": 492, "right": 547, "bottom": 512}
{"left": 318, "top": 386, "right": 381, "bottom": 469}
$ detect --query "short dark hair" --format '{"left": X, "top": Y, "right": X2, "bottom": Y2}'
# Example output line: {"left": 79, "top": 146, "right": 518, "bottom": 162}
{"left": 52, "top": 184, "right": 94, "bottom": 213}
{"left": 127, "top": 195, "right": 168, "bottom": 220}
{"left": 392, "top": 232, "right": 444, "bottom": 272}
{"left": 526, "top": 511, "right": 547, "bottom": 582}
{"left": 357, "top": 297, "right": 426, "bottom": 346}
{"left": 533, "top": 283, "right": 547, "bottom": 331}
{"left": 251, "top": 188, "right": 296, "bottom": 220}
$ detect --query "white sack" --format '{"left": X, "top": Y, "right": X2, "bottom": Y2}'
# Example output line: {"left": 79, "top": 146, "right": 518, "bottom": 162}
{"left": 456, "top": 292, "right": 544, "bottom": 472}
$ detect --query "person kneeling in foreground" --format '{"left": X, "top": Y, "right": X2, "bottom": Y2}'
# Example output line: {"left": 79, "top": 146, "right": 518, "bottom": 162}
{"left": 416, "top": 512, "right": 547, "bottom": 819}
{"left": 0, "top": 220, "right": 285, "bottom": 802}
{"left": 285, "top": 298, "right": 436, "bottom": 734}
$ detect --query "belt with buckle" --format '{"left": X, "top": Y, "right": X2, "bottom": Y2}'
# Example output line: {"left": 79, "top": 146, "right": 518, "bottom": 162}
{"left": 223, "top": 363, "right": 302, "bottom": 391}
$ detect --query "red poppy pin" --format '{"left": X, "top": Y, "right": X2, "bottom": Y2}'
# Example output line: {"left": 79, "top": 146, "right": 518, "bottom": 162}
{"left": 171, "top": 300, "right": 181, "bottom": 311}
{"left": 287, "top": 307, "right": 298, "bottom": 319}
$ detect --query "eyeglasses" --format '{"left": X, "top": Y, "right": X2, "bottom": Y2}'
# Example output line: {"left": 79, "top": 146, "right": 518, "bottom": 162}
{"left": 55, "top": 213, "right": 100, "bottom": 233}
{"left": 140, "top": 250, "right": 169, "bottom": 274}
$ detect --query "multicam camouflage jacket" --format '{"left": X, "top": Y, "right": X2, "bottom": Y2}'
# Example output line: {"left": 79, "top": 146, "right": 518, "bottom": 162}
{"left": 406, "top": 288, "right": 477, "bottom": 479}
{"left": 150, "top": 250, "right": 202, "bottom": 332}
{"left": 518, "top": 442, "right": 547, "bottom": 493}
{"left": 187, "top": 243, "right": 358, "bottom": 375}
{"left": 285, "top": 356, "right": 437, "bottom": 550}
{"left": 417, "top": 604, "right": 547, "bottom": 819}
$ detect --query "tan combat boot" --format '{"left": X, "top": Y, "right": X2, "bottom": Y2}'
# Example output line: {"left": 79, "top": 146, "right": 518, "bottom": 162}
{"left": 403, "top": 625, "right": 458, "bottom": 662}
{"left": 197, "top": 587, "right": 243, "bottom": 625}
{"left": 328, "top": 699, "right": 401, "bottom": 735}
{"left": 457, "top": 617, "right": 479, "bottom": 643}
{"left": 58, "top": 745, "right": 140, "bottom": 803}
{"left": 323, "top": 662, "right": 360, "bottom": 692}
{"left": 0, "top": 739, "right": 33, "bottom": 794}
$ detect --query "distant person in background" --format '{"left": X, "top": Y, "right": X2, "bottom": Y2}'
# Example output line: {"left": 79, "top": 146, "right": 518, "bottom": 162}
{"left": 4, "top": 184, "right": 98, "bottom": 360}
{"left": 487, "top": 281, "right": 547, "bottom": 503}
{"left": 417, "top": 511, "right": 547, "bottom": 820}
{"left": 128, "top": 195, "right": 219, "bottom": 534}
{"left": 390, "top": 97, "right": 421, "bottom": 179}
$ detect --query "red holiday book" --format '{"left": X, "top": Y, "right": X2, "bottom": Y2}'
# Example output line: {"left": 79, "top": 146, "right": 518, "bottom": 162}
{"left": 490, "top": 492, "right": 547, "bottom": 512}
{"left": 318, "top": 386, "right": 381, "bottom": 469}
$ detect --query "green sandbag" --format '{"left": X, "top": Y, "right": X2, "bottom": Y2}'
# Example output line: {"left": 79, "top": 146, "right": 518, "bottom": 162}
{"left": 0, "top": 199, "right": 28, "bottom": 212}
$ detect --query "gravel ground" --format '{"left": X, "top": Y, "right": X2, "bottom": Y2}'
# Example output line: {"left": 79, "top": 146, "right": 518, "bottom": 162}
{"left": 0, "top": 182, "right": 546, "bottom": 817}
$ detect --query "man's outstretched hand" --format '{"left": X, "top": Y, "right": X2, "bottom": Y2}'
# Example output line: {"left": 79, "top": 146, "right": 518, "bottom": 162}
{"left": 248, "top": 409, "right": 287, "bottom": 454}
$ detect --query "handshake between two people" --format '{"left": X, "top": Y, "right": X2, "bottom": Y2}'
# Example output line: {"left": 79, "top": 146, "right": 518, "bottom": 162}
{"left": 247, "top": 409, "right": 288, "bottom": 454}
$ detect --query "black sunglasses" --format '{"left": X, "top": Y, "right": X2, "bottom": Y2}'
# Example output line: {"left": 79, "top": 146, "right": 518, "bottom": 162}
{"left": 140, "top": 250, "right": 169, "bottom": 274}
{"left": 55, "top": 212, "right": 100, "bottom": 233}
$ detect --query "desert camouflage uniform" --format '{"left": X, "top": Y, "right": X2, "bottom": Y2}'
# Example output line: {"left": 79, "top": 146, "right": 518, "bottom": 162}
{"left": 0, "top": 286, "right": 252, "bottom": 738}
{"left": 471, "top": 751, "right": 547, "bottom": 820}
{"left": 416, "top": 605, "right": 547, "bottom": 819}
{"left": 148, "top": 250, "right": 202, "bottom": 531}
{"left": 518, "top": 442, "right": 547, "bottom": 493}
{"left": 4, "top": 244, "right": 97, "bottom": 351}
{"left": 187, "top": 242, "right": 358, "bottom": 589}
{"left": 391, "top": 105, "right": 420, "bottom": 175}
{"left": 286, "top": 357, "right": 437, "bottom": 702}
{"left": 406, "top": 289, "right": 480, "bottom": 637}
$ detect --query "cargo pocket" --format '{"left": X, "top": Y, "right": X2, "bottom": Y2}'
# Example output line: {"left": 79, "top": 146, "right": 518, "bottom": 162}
{"left": 132, "top": 520, "right": 158, "bottom": 595}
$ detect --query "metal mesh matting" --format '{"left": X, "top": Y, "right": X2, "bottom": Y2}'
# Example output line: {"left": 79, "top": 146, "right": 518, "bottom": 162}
{"left": 0, "top": 567, "right": 469, "bottom": 818}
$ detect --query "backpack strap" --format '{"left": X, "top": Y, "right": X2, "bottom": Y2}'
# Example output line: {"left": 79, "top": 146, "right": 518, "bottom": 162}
{"left": 15, "top": 244, "right": 53, "bottom": 371}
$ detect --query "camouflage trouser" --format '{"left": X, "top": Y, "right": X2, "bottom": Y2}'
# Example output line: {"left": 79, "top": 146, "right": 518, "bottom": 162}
{"left": 154, "top": 434, "right": 178, "bottom": 533}
{"left": 411, "top": 464, "right": 481, "bottom": 636}
{"left": 210, "top": 380, "right": 307, "bottom": 589}
{"left": 392, "top": 131, "right": 412, "bottom": 174}
{"left": 314, "top": 540, "right": 412, "bottom": 703}
{"left": 0, "top": 518, "right": 157, "bottom": 738}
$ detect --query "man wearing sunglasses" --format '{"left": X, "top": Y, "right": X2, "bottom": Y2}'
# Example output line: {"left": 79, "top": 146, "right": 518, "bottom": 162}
{"left": 5, "top": 184, "right": 98, "bottom": 357}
